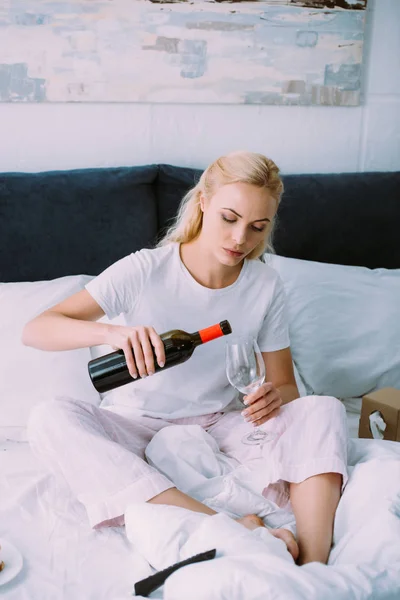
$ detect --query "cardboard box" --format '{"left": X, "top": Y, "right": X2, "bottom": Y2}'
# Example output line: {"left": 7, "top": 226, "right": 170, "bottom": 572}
{"left": 358, "top": 388, "right": 400, "bottom": 441}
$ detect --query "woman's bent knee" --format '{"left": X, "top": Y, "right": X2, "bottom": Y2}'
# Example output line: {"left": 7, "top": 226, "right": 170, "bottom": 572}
{"left": 319, "top": 395, "right": 347, "bottom": 418}
{"left": 27, "top": 396, "right": 87, "bottom": 446}
{"left": 297, "top": 394, "right": 345, "bottom": 414}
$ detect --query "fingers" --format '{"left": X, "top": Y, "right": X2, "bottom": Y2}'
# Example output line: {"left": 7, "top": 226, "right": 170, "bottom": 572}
{"left": 243, "top": 385, "right": 280, "bottom": 413}
{"left": 243, "top": 381, "right": 273, "bottom": 406}
{"left": 110, "top": 325, "right": 163, "bottom": 380}
{"left": 243, "top": 400, "right": 281, "bottom": 425}
{"left": 241, "top": 386, "right": 282, "bottom": 426}
{"left": 252, "top": 405, "right": 281, "bottom": 426}
{"left": 139, "top": 327, "right": 157, "bottom": 376}
{"left": 122, "top": 338, "right": 138, "bottom": 379}
{"left": 126, "top": 327, "right": 163, "bottom": 379}
{"left": 148, "top": 327, "right": 166, "bottom": 368}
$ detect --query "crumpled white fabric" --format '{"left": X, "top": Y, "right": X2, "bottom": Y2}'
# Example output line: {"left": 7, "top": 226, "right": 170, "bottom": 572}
{"left": 145, "top": 424, "right": 297, "bottom": 533}
{"left": 125, "top": 504, "right": 400, "bottom": 600}
{"left": 125, "top": 505, "right": 295, "bottom": 598}
{"left": 124, "top": 428, "right": 400, "bottom": 600}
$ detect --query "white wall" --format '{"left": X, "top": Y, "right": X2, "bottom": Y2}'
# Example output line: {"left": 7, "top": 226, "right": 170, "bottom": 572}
{"left": 0, "top": 0, "right": 398, "bottom": 175}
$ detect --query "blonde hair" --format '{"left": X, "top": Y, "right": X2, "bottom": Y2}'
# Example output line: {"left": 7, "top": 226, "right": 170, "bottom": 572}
{"left": 158, "top": 151, "right": 284, "bottom": 259}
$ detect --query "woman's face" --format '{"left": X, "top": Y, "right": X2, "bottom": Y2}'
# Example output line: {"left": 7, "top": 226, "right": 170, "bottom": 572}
{"left": 200, "top": 182, "right": 277, "bottom": 266}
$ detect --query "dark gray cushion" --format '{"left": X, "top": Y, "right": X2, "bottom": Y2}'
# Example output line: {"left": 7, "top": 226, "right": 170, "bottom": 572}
{"left": 275, "top": 172, "right": 400, "bottom": 269}
{"left": 2, "top": 163, "right": 399, "bottom": 282}
{"left": 0, "top": 166, "right": 159, "bottom": 281}
{"left": 156, "top": 164, "right": 202, "bottom": 242}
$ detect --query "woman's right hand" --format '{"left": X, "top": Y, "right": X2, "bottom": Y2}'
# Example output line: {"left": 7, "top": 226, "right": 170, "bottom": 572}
{"left": 106, "top": 325, "right": 165, "bottom": 379}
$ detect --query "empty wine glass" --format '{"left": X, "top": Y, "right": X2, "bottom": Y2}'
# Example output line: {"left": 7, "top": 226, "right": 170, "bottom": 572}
{"left": 225, "top": 336, "right": 276, "bottom": 446}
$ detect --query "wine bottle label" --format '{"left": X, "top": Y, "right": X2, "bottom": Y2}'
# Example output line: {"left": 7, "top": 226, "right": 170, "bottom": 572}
{"left": 199, "top": 323, "right": 224, "bottom": 344}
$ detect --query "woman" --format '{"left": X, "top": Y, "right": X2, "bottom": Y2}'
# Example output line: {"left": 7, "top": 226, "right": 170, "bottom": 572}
{"left": 23, "top": 151, "right": 348, "bottom": 566}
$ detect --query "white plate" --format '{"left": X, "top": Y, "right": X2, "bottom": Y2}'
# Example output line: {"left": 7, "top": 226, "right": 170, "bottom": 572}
{"left": 0, "top": 539, "right": 23, "bottom": 586}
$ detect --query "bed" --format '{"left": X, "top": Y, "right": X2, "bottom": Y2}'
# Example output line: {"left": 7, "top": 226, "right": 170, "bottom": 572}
{"left": 1, "top": 164, "right": 400, "bottom": 599}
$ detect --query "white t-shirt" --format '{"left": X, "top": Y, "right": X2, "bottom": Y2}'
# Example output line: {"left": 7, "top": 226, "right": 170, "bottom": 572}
{"left": 85, "top": 243, "right": 290, "bottom": 419}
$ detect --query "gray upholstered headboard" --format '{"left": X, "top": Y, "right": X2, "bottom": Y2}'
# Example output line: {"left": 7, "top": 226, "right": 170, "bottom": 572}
{"left": 0, "top": 166, "right": 161, "bottom": 282}
{"left": 1, "top": 165, "right": 399, "bottom": 282}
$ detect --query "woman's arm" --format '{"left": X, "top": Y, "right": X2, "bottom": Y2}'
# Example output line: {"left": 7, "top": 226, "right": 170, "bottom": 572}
{"left": 241, "top": 347, "right": 300, "bottom": 427}
{"left": 262, "top": 347, "right": 300, "bottom": 405}
{"left": 22, "top": 289, "right": 166, "bottom": 378}
{"left": 21, "top": 289, "right": 109, "bottom": 351}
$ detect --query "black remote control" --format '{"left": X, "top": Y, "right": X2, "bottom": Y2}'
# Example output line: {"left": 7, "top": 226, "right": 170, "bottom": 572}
{"left": 133, "top": 548, "right": 217, "bottom": 597}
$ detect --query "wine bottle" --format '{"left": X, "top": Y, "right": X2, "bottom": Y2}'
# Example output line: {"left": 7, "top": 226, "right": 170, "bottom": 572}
{"left": 88, "top": 320, "right": 232, "bottom": 393}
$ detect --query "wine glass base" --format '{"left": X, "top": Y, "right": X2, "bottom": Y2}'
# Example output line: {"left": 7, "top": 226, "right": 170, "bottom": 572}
{"left": 241, "top": 430, "right": 276, "bottom": 446}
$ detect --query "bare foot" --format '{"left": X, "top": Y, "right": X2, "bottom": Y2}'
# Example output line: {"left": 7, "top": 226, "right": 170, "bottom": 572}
{"left": 236, "top": 517, "right": 299, "bottom": 562}
{"left": 270, "top": 528, "right": 299, "bottom": 562}
{"left": 236, "top": 513, "right": 265, "bottom": 531}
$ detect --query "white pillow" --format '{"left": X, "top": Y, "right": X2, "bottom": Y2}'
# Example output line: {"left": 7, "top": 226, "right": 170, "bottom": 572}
{"left": 330, "top": 452, "right": 400, "bottom": 566}
{"left": 265, "top": 254, "right": 400, "bottom": 399}
{"left": 0, "top": 275, "right": 101, "bottom": 436}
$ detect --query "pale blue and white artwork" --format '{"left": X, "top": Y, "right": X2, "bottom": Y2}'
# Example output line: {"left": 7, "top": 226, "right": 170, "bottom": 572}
{"left": 0, "top": 0, "right": 368, "bottom": 105}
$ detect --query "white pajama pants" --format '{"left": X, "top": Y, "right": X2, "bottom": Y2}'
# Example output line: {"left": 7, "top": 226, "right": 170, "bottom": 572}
{"left": 27, "top": 395, "right": 348, "bottom": 529}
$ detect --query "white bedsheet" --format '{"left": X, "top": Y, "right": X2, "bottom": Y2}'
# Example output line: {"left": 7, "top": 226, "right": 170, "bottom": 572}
{"left": 1, "top": 418, "right": 400, "bottom": 600}
{"left": 127, "top": 430, "right": 400, "bottom": 599}
{"left": 0, "top": 437, "right": 151, "bottom": 600}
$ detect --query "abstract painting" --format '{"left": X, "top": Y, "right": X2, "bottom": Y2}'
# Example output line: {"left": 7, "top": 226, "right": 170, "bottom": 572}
{"left": 0, "top": 0, "right": 368, "bottom": 105}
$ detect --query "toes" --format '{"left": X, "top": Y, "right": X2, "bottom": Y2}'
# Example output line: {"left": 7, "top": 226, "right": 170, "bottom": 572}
{"left": 248, "top": 514, "right": 264, "bottom": 527}
{"left": 237, "top": 514, "right": 265, "bottom": 530}
{"left": 270, "top": 529, "right": 299, "bottom": 561}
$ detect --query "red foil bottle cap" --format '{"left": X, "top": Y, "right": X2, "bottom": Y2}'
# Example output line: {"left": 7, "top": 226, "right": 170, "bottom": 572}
{"left": 199, "top": 320, "right": 232, "bottom": 343}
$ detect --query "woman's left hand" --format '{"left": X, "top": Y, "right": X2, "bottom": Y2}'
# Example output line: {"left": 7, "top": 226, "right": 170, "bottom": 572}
{"left": 241, "top": 382, "right": 282, "bottom": 426}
